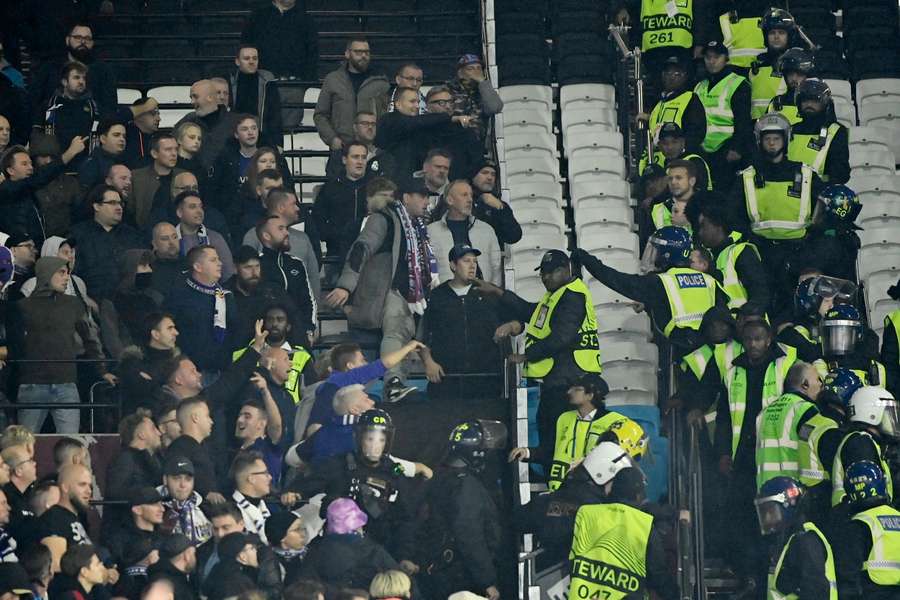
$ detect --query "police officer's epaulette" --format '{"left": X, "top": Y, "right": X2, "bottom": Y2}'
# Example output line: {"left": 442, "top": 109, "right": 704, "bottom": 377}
{"left": 750, "top": 60, "right": 761, "bottom": 75}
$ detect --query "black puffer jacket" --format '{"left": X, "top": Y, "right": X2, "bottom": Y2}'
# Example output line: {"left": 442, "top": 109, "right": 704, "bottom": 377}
{"left": 0, "top": 158, "right": 67, "bottom": 246}
{"left": 298, "top": 533, "right": 399, "bottom": 590}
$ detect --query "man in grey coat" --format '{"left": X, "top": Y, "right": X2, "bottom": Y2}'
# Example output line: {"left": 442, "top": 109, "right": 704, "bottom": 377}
{"left": 314, "top": 37, "right": 390, "bottom": 153}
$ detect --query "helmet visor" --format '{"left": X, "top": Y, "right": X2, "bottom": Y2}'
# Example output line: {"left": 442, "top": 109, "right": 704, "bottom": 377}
{"left": 754, "top": 496, "right": 788, "bottom": 535}
{"left": 812, "top": 276, "right": 857, "bottom": 302}
{"left": 476, "top": 420, "right": 508, "bottom": 450}
{"left": 358, "top": 430, "right": 390, "bottom": 462}
{"left": 880, "top": 398, "right": 900, "bottom": 440}
{"left": 821, "top": 320, "right": 860, "bottom": 356}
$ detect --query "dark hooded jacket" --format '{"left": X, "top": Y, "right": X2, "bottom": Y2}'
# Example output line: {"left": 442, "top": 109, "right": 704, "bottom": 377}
{"left": 99, "top": 249, "right": 164, "bottom": 359}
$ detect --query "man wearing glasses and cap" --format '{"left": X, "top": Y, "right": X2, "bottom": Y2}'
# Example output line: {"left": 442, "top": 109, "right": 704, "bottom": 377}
{"left": 477, "top": 250, "right": 601, "bottom": 470}
{"left": 446, "top": 54, "right": 504, "bottom": 142}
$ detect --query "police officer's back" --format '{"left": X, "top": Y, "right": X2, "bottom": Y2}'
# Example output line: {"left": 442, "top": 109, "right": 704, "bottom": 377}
{"left": 422, "top": 420, "right": 509, "bottom": 600}
{"left": 574, "top": 226, "right": 727, "bottom": 356}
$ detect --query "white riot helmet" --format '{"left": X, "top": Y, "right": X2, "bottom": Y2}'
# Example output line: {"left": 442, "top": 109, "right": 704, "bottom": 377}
{"left": 582, "top": 441, "right": 635, "bottom": 486}
{"left": 848, "top": 386, "right": 900, "bottom": 440}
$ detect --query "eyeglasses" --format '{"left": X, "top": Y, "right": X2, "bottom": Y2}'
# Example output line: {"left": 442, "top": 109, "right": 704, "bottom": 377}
{"left": 69, "top": 35, "right": 94, "bottom": 42}
{"left": 12, "top": 458, "right": 35, "bottom": 469}
{"left": 159, "top": 418, "right": 177, "bottom": 427}
{"left": 428, "top": 99, "right": 453, "bottom": 107}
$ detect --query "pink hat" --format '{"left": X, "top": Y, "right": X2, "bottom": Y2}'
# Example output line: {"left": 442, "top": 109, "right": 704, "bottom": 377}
{"left": 326, "top": 498, "right": 368, "bottom": 534}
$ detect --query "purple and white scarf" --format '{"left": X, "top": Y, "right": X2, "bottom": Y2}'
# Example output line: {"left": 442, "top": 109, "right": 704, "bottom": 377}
{"left": 394, "top": 202, "right": 438, "bottom": 315}
{"left": 186, "top": 277, "right": 228, "bottom": 343}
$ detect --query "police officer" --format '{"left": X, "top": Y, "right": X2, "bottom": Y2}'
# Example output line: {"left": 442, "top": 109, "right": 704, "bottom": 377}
{"left": 422, "top": 420, "right": 509, "bottom": 600}
{"left": 479, "top": 250, "right": 601, "bottom": 474}
{"left": 787, "top": 80, "right": 850, "bottom": 184}
{"left": 750, "top": 8, "right": 797, "bottom": 118}
{"left": 574, "top": 226, "right": 728, "bottom": 355}
{"left": 756, "top": 361, "right": 823, "bottom": 489}
{"left": 766, "top": 47, "right": 816, "bottom": 125}
{"left": 824, "top": 386, "right": 898, "bottom": 509}
{"left": 778, "top": 274, "right": 857, "bottom": 362}
{"left": 292, "top": 409, "right": 421, "bottom": 572}
{"left": 696, "top": 199, "right": 771, "bottom": 312}
{"left": 804, "top": 185, "right": 861, "bottom": 282}
{"left": 569, "top": 445, "right": 678, "bottom": 600}
{"left": 715, "top": 0, "right": 768, "bottom": 73}
{"left": 882, "top": 280, "right": 900, "bottom": 398}
{"left": 641, "top": 55, "right": 707, "bottom": 156}
{"left": 694, "top": 41, "right": 752, "bottom": 188}
{"left": 508, "top": 373, "right": 646, "bottom": 491}
{"left": 837, "top": 460, "right": 900, "bottom": 598}
{"left": 754, "top": 476, "right": 837, "bottom": 599}
{"left": 733, "top": 113, "right": 822, "bottom": 312}
{"left": 820, "top": 304, "right": 887, "bottom": 386}
{"left": 800, "top": 368, "right": 863, "bottom": 520}
{"left": 639, "top": 122, "right": 712, "bottom": 192}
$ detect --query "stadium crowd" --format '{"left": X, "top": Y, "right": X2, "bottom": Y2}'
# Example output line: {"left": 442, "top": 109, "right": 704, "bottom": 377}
{"left": 0, "top": 0, "right": 899, "bottom": 599}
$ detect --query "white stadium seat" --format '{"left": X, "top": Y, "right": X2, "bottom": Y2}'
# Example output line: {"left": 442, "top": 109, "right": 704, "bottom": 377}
{"left": 498, "top": 107, "right": 553, "bottom": 136}
{"left": 857, "top": 245, "right": 900, "bottom": 284}
{"left": 158, "top": 108, "right": 192, "bottom": 129}
{"left": 287, "top": 131, "right": 329, "bottom": 151}
{"left": 559, "top": 83, "right": 616, "bottom": 112}
{"left": 565, "top": 131, "right": 624, "bottom": 158}
{"left": 562, "top": 107, "right": 618, "bottom": 133}
{"left": 506, "top": 157, "right": 560, "bottom": 184}
{"left": 512, "top": 274, "right": 547, "bottom": 303}
{"left": 848, "top": 174, "right": 899, "bottom": 195}
{"left": 596, "top": 304, "right": 652, "bottom": 340}
{"left": 574, "top": 200, "right": 634, "bottom": 228}
{"left": 117, "top": 88, "right": 142, "bottom": 104}
{"left": 148, "top": 85, "right": 191, "bottom": 104}
{"left": 502, "top": 131, "right": 557, "bottom": 153}
{"left": 859, "top": 196, "right": 900, "bottom": 222}
{"left": 858, "top": 214, "right": 900, "bottom": 230}
{"left": 858, "top": 227, "right": 900, "bottom": 251}
{"left": 849, "top": 147, "right": 897, "bottom": 177}
{"left": 849, "top": 127, "right": 892, "bottom": 153}
{"left": 515, "top": 205, "right": 566, "bottom": 233}
{"left": 855, "top": 78, "right": 900, "bottom": 107}
{"left": 498, "top": 85, "right": 554, "bottom": 113}
{"left": 570, "top": 176, "right": 632, "bottom": 205}
{"left": 507, "top": 181, "right": 563, "bottom": 208}
{"left": 825, "top": 79, "right": 853, "bottom": 105}
{"left": 568, "top": 154, "right": 628, "bottom": 180}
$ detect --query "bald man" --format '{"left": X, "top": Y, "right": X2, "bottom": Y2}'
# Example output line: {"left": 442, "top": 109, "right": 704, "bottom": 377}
{"left": 36, "top": 463, "right": 94, "bottom": 565}
{"left": 175, "top": 79, "right": 241, "bottom": 171}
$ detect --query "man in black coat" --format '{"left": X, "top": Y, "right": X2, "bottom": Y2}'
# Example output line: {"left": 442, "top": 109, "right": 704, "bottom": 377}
{"left": 147, "top": 533, "right": 199, "bottom": 600}
{"left": 311, "top": 141, "right": 371, "bottom": 265}
{"left": 256, "top": 215, "right": 317, "bottom": 345}
{"left": 240, "top": 0, "right": 318, "bottom": 80}
{"left": 470, "top": 161, "right": 522, "bottom": 246}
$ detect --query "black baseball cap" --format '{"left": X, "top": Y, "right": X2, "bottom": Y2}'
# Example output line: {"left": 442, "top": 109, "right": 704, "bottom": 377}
{"left": 129, "top": 486, "right": 164, "bottom": 507}
{"left": 703, "top": 41, "right": 729, "bottom": 56}
{"left": 448, "top": 244, "right": 481, "bottom": 262}
{"left": 164, "top": 456, "right": 195, "bottom": 477}
{"left": 0, "top": 563, "right": 33, "bottom": 597}
{"left": 160, "top": 533, "right": 192, "bottom": 559}
{"left": 657, "top": 122, "right": 685, "bottom": 140}
{"left": 397, "top": 176, "right": 429, "bottom": 196}
{"left": 535, "top": 249, "right": 570, "bottom": 273}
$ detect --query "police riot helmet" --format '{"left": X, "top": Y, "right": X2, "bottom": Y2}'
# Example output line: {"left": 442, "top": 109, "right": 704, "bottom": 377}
{"left": 844, "top": 460, "right": 890, "bottom": 511}
{"left": 777, "top": 47, "right": 816, "bottom": 77}
{"left": 354, "top": 409, "right": 395, "bottom": 464}
{"left": 793, "top": 275, "right": 858, "bottom": 321}
{"left": 822, "top": 368, "right": 864, "bottom": 411}
{"left": 820, "top": 304, "right": 863, "bottom": 356}
{"left": 754, "top": 476, "right": 805, "bottom": 536}
{"left": 582, "top": 442, "right": 636, "bottom": 487}
{"left": 760, "top": 8, "right": 797, "bottom": 34}
{"left": 796, "top": 78, "right": 832, "bottom": 110}
{"left": 648, "top": 225, "right": 692, "bottom": 269}
{"left": 754, "top": 112, "right": 791, "bottom": 148}
{"left": 848, "top": 386, "right": 900, "bottom": 441}
{"left": 446, "top": 419, "right": 508, "bottom": 472}
{"left": 607, "top": 419, "right": 649, "bottom": 460}
{"left": 817, "top": 184, "right": 861, "bottom": 224}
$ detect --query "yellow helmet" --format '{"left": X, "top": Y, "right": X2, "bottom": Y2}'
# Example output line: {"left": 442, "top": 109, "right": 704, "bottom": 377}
{"left": 608, "top": 419, "right": 649, "bottom": 460}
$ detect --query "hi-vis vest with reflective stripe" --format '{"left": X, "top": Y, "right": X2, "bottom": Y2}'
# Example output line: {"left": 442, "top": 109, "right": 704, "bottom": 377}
{"left": 650, "top": 204, "right": 693, "bottom": 234}
{"left": 852, "top": 504, "right": 900, "bottom": 586}
{"left": 719, "top": 13, "right": 765, "bottom": 68}
{"left": 569, "top": 503, "right": 653, "bottom": 600}
{"left": 641, "top": 0, "right": 693, "bottom": 51}
{"left": 769, "top": 522, "right": 838, "bottom": 600}
{"left": 524, "top": 278, "right": 602, "bottom": 379}
{"left": 788, "top": 124, "right": 842, "bottom": 180}
{"left": 767, "top": 95, "right": 802, "bottom": 126}
{"left": 831, "top": 430, "right": 893, "bottom": 507}
{"left": 695, "top": 72, "right": 747, "bottom": 153}
{"left": 657, "top": 267, "right": 718, "bottom": 337}
{"left": 887, "top": 310, "right": 900, "bottom": 351}
{"left": 649, "top": 90, "right": 693, "bottom": 141}
{"left": 843, "top": 361, "right": 889, "bottom": 389}
{"left": 756, "top": 392, "right": 816, "bottom": 489}
{"left": 549, "top": 410, "right": 629, "bottom": 491}
{"left": 715, "top": 231, "right": 759, "bottom": 310}
{"left": 232, "top": 342, "right": 312, "bottom": 405}
{"left": 798, "top": 412, "right": 839, "bottom": 488}
{"left": 742, "top": 164, "right": 813, "bottom": 240}
{"left": 750, "top": 63, "right": 787, "bottom": 119}
{"left": 724, "top": 345, "right": 797, "bottom": 458}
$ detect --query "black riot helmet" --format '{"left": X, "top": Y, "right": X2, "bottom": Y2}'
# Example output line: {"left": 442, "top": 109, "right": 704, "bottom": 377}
{"left": 446, "top": 420, "right": 508, "bottom": 472}
{"left": 354, "top": 409, "right": 395, "bottom": 465}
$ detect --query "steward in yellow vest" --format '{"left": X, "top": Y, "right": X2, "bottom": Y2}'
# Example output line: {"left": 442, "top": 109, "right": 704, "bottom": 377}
{"left": 883, "top": 307, "right": 900, "bottom": 399}
{"left": 764, "top": 47, "right": 816, "bottom": 126}
{"left": 755, "top": 362, "right": 823, "bottom": 489}
{"left": 569, "top": 458, "right": 678, "bottom": 600}
{"left": 749, "top": 8, "right": 797, "bottom": 118}
{"left": 696, "top": 201, "right": 770, "bottom": 312}
{"left": 575, "top": 226, "right": 728, "bottom": 356}
{"left": 490, "top": 249, "right": 601, "bottom": 471}
{"left": 755, "top": 476, "right": 838, "bottom": 599}
{"left": 508, "top": 374, "right": 647, "bottom": 491}
{"left": 787, "top": 79, "right": 850, "bottom": 184}
{"left": 841, "top": 459, "right": 900, "bottom": 597}
{"left": 695, "top": 41, "right": 752, "bottom": 189}
{"left": 641, "top": 56, "right": 707, "bottom": 159}
{"left": 639, "top": 122, "right": 712, "bottom": 191}
{"left": 640, "top": 0, "right": 694, "bottom": 53}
